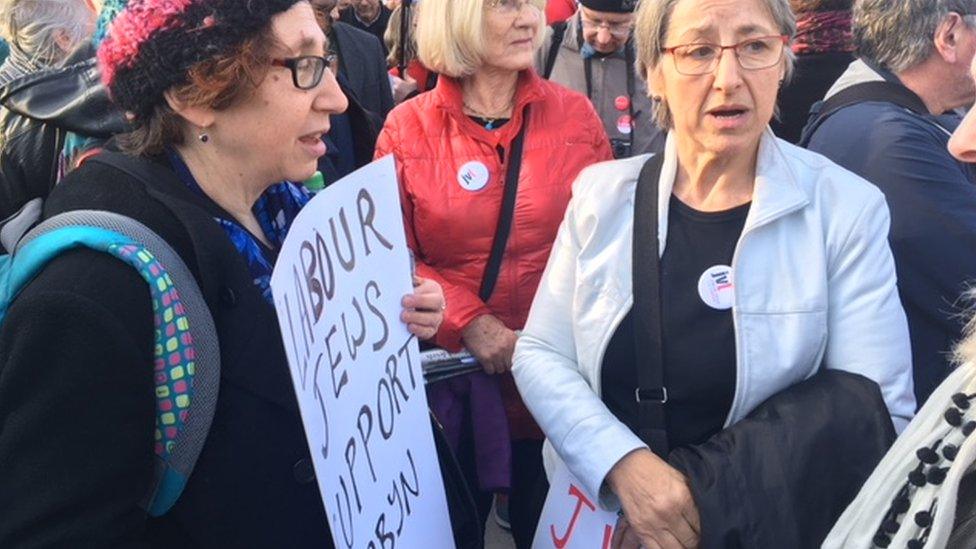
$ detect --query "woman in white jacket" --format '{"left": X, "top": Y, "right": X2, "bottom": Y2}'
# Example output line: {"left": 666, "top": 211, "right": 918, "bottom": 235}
{"left": 512, "top": 0, "right": 915, "bottom": 547}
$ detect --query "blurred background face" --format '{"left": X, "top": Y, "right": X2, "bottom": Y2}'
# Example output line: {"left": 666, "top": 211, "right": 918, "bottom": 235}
{"left": 354, "top": 0, "right": 381, "bottom": 20}
{"left": 579, "top": 6, "right": 634, "bottom": 54}
{"left": 481, "top": 0, "right": 543, "bottom": 73}
{"left": 311, "top": 0, "right": 338, "bottom": 29}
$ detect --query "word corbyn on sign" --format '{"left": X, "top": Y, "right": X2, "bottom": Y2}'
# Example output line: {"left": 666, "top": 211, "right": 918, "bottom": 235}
{"left": 271, "top": 156, "right": 453, "bottom": 549}
{"left": 533, "top": 457, "right": 618, "bottom": 549}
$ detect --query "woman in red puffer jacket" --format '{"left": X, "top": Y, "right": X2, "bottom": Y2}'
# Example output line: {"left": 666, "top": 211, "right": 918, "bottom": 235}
{"left": 374, "top": 0, "right": 611, "bottom": 546}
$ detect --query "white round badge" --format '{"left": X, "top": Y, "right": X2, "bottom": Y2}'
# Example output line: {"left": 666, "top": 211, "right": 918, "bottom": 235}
{"left": 457, "top": 161, "right": 490, "bottom": 192}
{"left": 697, "top": 265, "right": 735, "bottom": 310}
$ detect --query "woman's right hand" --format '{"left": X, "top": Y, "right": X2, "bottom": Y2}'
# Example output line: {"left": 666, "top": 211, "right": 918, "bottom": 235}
{"left": 608, "top": 449, "right": 701, "bottom": 549}
{"left": 460, "top": 314, "right": 518, "bottom": 375}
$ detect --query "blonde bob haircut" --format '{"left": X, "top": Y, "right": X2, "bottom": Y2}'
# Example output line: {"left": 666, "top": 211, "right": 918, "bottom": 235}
{"left": 416, "top": 0, "right": 546, "bottom": 78}
{"left": 634, "top": 0, "right": 796, "bottom": 129}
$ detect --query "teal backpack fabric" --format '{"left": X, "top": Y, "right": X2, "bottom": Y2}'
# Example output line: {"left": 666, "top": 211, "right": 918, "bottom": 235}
{"left": 0, "top": 210, "right": 220, "bottom": 517}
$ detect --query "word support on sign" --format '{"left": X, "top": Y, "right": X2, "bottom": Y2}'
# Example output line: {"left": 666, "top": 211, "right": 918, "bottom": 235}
{"left": 533, "top": 456, "right": 618, "bottom": 549}
{"left": 271, "top": 156, "right": 454, "bottom": 549}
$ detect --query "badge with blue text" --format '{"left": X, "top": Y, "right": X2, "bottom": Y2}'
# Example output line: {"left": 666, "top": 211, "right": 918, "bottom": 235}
{"left": 698, "top": 265, "right": 734, "bottom": 310}
{"left": 457, "top": 161, "right": 490, "bottom": 192}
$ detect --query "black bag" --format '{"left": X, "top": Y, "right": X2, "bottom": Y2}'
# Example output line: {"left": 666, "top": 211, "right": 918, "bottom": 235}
{"left": 632, "top": 155, "right": 897, "bottom": 548}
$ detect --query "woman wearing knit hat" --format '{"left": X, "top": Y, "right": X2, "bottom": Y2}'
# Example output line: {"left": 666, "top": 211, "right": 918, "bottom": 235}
{"left": 0, "top": 1, "right": 445, "bottom": 546}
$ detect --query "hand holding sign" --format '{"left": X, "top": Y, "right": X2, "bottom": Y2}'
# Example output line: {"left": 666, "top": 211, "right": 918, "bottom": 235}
{"left": 400, "top": 277, "right": 444, "bottom": 341}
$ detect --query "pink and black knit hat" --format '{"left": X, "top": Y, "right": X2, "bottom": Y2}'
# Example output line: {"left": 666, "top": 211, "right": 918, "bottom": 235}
{"left": 97, "top": 0, "right": 301, "bottom": 120}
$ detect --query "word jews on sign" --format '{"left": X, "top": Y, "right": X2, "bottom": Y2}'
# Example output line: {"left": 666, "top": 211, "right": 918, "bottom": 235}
{"left": 271, "top": 156, "right": 454, "bottom": 549}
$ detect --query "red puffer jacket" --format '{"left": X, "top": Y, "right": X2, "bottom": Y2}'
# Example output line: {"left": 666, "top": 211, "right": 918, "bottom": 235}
{"left": 376, "top": 70, "right": 612, "bottom": 438}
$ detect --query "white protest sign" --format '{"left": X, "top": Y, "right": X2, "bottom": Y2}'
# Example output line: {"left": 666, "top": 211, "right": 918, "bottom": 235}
{"left": 533, "top": 456, "right": 618, "bottom": 549}
{"left": 271, "top": 156, "right": 454, "bottom": 549}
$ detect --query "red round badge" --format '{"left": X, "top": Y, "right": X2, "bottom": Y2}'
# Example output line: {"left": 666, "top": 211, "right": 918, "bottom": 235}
{"left": 616, "top": 115, "right": 633, "bottom": 135}
{"left": 615, "top": 95, "right": 630, "bottom": 111}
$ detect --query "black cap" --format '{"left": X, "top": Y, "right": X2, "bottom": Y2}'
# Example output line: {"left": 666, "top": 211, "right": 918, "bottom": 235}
{"left": 578, "top": 0, "right": 638, "bottom": 13}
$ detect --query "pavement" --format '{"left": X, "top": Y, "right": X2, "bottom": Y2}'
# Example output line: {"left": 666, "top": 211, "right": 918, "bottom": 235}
{"left": 485, "top": 500, "right": 517, "bottom": 549}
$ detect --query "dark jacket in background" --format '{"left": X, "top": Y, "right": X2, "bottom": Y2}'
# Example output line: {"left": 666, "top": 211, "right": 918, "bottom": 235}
{"left": 803, "top": 60, "right": 976, "bottom": 406}
{"left": 317, "top": 74, "right": 383, "bottom": 183}
{"left": 771, "top": 51, "right": 854, "bottom": 143}
{"left": 0, "top": 43, "right": 125, "bottom": 225}
{"left": 339, "top": 5, "right": 392, "bottom": 56}
{"left": 0, "top": 153, "right": 333, "bottom": 547}
{"left": 332, "top": 21, "right": 394, "bottom": 119}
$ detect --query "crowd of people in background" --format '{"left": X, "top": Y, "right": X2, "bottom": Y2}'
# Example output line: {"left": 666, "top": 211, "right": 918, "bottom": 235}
{"left": 2, "top": 0, "right": 976, "bottom": 548}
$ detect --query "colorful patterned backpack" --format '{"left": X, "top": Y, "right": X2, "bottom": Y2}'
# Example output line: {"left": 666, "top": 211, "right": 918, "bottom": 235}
{"left": 0, "top": 210, "right": 220, "bottom": 517}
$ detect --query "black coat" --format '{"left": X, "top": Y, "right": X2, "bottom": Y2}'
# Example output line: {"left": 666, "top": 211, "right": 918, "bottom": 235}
{"left": 338, "top": 6, "right": 393, "bottom": 58}
{"left": 0, "top": 153, "right": 333, "bottom": 548}
{"left": 332, "top": 21, "right": 394, "bottom": 119}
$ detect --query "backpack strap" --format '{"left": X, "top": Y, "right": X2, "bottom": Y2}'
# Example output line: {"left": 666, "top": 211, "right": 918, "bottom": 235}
{"left": 798, "top": 80, "right": 929, "bottom": 147}
{"left": 542, "top": 21, "right": 568, "bottom": 80}
{"left": 15, "top": 210, "right": 220, "bottom": 517}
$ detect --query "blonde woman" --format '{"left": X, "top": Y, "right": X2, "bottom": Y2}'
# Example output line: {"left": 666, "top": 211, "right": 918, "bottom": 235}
{"left": 375, "top": 0, "right": 612, "bottom": 545}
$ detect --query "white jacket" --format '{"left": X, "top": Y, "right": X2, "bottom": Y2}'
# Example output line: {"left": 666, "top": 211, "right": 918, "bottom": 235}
{"left": 512, "top": 130, "right": 916, "bottom": 509}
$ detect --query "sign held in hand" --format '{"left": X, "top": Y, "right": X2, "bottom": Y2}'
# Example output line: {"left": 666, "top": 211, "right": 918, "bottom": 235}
{"left": 271, "top": 156, "right": 454, "bottom": 549}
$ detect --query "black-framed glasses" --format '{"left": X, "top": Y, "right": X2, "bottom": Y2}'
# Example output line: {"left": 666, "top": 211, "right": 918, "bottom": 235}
{"left": 271, "top": 54, "right": 337, "bottom": 90}
{"left": 661, "top": 35, "right": 788, "bottom": 76}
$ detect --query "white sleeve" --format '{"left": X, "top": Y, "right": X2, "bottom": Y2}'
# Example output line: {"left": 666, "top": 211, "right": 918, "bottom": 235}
{"left": 825, "top": 189, "right": 916, "bottom": 432}
{"left": 512, "top": 181, "right": 646, "bottom": 509}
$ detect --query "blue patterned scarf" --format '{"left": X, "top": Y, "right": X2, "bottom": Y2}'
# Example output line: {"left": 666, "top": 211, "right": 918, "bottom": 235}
{"left": 167, "top": 150, "right": 309, "bottom": 305}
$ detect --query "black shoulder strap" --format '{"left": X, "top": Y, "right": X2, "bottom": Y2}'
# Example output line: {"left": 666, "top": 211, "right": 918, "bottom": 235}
{"left": 543, "top": 22, "right": 568, "bottom": 80}
{"left": 479, "top": 109, "right": 530, "bottom": 301}
{"left": 90, "top": 149, "right": 178, "bottom": 187}
{"left": 632, "top": 154, "right": 669, "bottom": 457}
{"left": 798, "top": 80, "right": 929, "bottom": 147}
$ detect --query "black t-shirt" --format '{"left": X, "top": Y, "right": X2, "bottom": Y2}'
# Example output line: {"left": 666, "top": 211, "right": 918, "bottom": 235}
{"left": 601, "top": 196, "right": 750, "bottom": 449}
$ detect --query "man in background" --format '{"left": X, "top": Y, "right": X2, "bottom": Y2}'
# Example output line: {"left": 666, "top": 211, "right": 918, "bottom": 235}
{"left": 339, "top": 0, "right": 392, "bottom": 54}
{"left": 536, "top": 0, "right": 663, "bottom": 158}
{"left": 802, "top": 0, "right": 976, "bottom": 406}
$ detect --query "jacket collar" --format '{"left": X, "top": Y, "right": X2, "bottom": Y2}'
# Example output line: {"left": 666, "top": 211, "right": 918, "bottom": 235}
{"left": 656, "top": 129, "right": 809, "bottom": 251}
{"left": 824, "top": 58, "right": 889, "bottom": 100}
{"left": 430, "top": 69, "right": 547, "bottom": 143}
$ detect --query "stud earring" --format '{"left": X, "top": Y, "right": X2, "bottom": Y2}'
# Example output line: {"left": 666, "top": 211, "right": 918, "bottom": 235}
{"left": 199, "top": 131, "right": 210, "bottom": 143}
